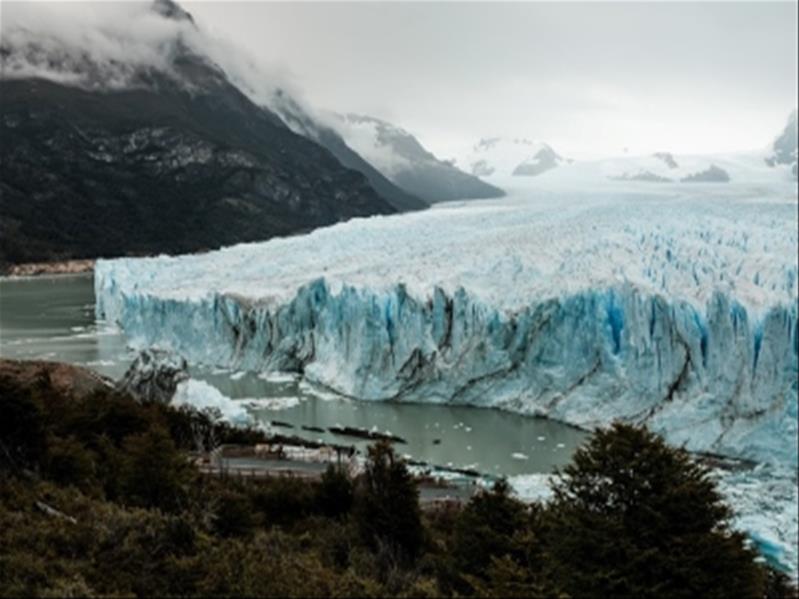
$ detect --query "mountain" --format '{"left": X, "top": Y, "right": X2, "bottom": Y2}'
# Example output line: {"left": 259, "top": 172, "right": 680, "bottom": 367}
{"left": 333, "top": 115, "right": 504, "bottom": 203}
{"left": 544, "top": 152, "right": 791, "bottom": 187}
{"left": 459, "top": 137, "right": 567, "bottom": 178}
{"left": 512, "top": 145, "right": 566, "bottom": 176}
{"left": 765, "top": 110, "right": 798, "bottom": 178}
{"left": 0, "top": 1, "right": 409, "bottom": 267}
{"left": 269, "top": 94, "right": 428, "bottom": 212}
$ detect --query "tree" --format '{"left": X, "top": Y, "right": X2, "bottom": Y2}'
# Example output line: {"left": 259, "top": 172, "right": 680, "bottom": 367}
{"left": 213, "top": 488, "right": 254, "bottom": 538}
{"left": 116, "top": 426, "right": 195, "bottom": 512}
{"left": 0, "top": 380, "right": 46, "bottom": 472}
{"left": 452, "top": 479, "right": 527, "bottom": 577}
{"left": 44, "top": 435, "right": 95, "bottom": 488}
{"left": 448, "top": 481, "right": 562, "bottom": 597}
{"left": 354, "top": 441, "right": 423, "bottom": 563}
{"left": 316, "top": 464, "right": 354, "bottom": 519}
{"left": 542, "top": 422, "right": 766, "bottom": 599}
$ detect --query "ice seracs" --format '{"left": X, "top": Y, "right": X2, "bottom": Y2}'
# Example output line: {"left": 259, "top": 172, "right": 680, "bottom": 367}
{"left": 96, "top": 178, "right": 798, "bottom": 468}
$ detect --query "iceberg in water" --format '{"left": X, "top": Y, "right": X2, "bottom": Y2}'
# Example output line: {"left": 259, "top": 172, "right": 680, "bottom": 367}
{"left": 95, "top": 184, "right": 798, "bottom": 467}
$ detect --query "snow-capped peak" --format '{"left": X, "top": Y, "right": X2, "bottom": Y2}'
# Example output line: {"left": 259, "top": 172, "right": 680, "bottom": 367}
{"left": 330, "top": 114, "right": 505, "bottom": 203}
{"left": 765, "top": 109, "right": 798, "bottom": 178}
{"left": 458, "top": 137, "right": 567, "bottom": 178}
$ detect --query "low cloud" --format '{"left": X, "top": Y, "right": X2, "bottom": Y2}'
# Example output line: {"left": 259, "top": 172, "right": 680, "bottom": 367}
{"left": 0, "top": 1, "right": 300, "bottom": 108}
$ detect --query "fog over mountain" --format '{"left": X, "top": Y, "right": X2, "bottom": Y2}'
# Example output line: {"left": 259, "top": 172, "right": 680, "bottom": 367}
{"left": 183, "top": 1, "right": 798, "bottom": 159}
{"left": 0, "top": 0, "right": 796, "bottom": 270}
{"left": 0, "top": 0, "right": 424, "bottom": 266}
{"left": 336, "top": 114, "right": 504, "bottom": 203}
{"left": 766, "top": 110, "right": 798, "bottom": 178}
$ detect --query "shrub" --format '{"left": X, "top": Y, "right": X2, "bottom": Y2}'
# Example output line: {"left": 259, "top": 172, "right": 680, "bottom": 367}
{"left": 248, "top": 476, "right": 316, "bottom": 528}
{"left": 315, "top": 464, "right": 354, "bottom": 519}
{"left": 353, "top": 441, "right": 423, "bottom": 564}
{"left": 43, "top": 436, "right": 95, "bottom": 489}
{"left": 115, "top": 426, "right": 195, "bottom": 512}
{"left": 61, "top": 390, "right": 153, "bottom": 448}
{"left": 213, "top": 488, "right": 254, "bottom": 538}
{"left": 452, "top": 479, "right": 527, "bottom": 578}
{"left": 0, "top": 380, "right": 46, "bottom": 472}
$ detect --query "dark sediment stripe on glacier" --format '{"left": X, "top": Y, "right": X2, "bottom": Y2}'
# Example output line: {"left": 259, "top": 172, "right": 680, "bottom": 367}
{"left": 96, "top": 277, "right": 798, "bottom": 463}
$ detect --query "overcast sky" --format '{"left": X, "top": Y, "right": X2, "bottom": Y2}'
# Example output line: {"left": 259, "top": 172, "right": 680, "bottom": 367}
{"left": 182, "top": 1, "right": 798, "bottom": 160}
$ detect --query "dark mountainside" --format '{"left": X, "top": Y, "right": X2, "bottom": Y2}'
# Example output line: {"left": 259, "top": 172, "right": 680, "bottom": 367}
{"left": 344, "top": 114, "right": 505, "bottom": 203}
{"left": 271, "top": 93, "right": 429, "bottom": 212}
{"left": 0, "top": 2, "right": 416, "bottom": 268}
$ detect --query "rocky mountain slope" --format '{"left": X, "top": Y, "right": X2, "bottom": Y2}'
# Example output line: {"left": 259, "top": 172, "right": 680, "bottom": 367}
{"left": 0, "top": 1, "right": 414, "bottom": 267}
{"left": 269, "top": 94, "right": 427, "bottom": 212}
{"left": 334, "top": 114, "right": 504, "bottom": 203}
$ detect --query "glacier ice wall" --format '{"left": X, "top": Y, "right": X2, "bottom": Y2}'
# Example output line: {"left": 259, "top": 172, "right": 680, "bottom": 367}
{"left": 96, "top": 276, "right": 797, "bottom": 465}
{"left": 95, "top": 190, "right": 798, "bottom": 466}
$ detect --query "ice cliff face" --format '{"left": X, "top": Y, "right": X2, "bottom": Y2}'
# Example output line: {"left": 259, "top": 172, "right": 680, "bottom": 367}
{"left": 96, "top": 185, "right": 798, "bottom": 466}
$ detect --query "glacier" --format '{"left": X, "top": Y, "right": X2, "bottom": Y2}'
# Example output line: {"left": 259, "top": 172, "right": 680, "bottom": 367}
{"left": 95, "top": 179, "right": 798, "bottom": 467}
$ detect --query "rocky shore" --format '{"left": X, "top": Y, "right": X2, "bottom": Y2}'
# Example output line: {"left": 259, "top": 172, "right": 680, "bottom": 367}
{"left": 0, "top": 358, "right": 112, "bottom": 398}
{"left": 4, "top": 259, "right": 95, "bottom": 277}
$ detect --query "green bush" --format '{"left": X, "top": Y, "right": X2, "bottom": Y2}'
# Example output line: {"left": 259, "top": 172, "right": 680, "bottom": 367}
{"left": 213, "top": 488, "right": 254, "bottom": 538}
{"left": 353, "top": 441, "right": 424, "bottom": 564}
{"left": 316, "top": 464, "right": 354, "bottom": 519}
{"left": 115, "top": 426, "right": 195, "bottom": 512}
{"left": 43, "top": 435, "right": 95, "bottom": 489}
{"left": 0, "top": 379, "right": 46, "bottom": 472}
{"left": 249, "top": 476, "right": 316, "bottom": 527}
{"left": 452, "top": 479, "right": 527, "bottom": 579}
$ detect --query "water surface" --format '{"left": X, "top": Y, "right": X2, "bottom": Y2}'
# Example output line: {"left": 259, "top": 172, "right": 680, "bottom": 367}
{"left": 0, "top": 274, "right": 586, "bottom": 476}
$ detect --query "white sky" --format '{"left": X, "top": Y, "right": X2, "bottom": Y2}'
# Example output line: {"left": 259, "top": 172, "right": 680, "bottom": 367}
{"left": 2, "top": 1, "right": 796, "bottom": 159}
{"left": 183, "top": 1, "right": 798, "bottom": 159}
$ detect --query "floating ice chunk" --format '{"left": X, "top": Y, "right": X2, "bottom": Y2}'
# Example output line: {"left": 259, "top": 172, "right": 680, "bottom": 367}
{"left": 258, "top": 371, "right": 300, "bottom": 384}
{"left": 242, "top": 396, "right": 301, "bottom": 410}
{"left": 171, "top": 378, "right": 254, "bottom": 427}
{"left": 297, "top": 380, "right": 344, "bottom": 401}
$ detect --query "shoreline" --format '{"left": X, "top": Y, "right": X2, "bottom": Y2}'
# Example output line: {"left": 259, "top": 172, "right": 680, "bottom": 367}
{"left": 3, "top": 259, "right": 95, "bottom": 278}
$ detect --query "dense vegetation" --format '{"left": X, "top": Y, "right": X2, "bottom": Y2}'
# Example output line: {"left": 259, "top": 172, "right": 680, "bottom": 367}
{"left": 0, "top": 365, "right": 795, "bottom": 597}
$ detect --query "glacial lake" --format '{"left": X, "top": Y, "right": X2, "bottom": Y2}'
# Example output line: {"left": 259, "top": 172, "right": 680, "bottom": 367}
{"left": 0, "top": 273, "right": 587, "bottom": 477}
